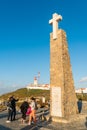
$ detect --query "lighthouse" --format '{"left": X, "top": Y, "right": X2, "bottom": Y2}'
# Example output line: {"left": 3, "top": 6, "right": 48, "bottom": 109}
{"left": 34, "top": 77, "right": 38, "bottom": 86}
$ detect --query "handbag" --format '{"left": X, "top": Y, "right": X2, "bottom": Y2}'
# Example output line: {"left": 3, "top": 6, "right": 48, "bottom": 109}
{"left": 26, "top": 107, "right": 32, "bottom": 115}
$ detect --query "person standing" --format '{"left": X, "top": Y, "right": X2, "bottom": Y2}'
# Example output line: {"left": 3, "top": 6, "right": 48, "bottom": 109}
{"left": 20, "top": 99, "right": 29, "bottom": 123}
{"left": 77, "top": 98, "right": 82, "bottom": 113}
{"left": 28, "top": 97, "right": 37, "bottom": 125}
{"left": 6, "top": 97, "right": 13, "bottom": 123}
{"left": 11, "top": 95, "right": 19, "bottom": 120}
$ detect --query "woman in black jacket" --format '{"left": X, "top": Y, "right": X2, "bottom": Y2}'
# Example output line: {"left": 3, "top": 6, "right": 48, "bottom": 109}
{"left": 20, "top": 100, "right": 29, "bottom": 123}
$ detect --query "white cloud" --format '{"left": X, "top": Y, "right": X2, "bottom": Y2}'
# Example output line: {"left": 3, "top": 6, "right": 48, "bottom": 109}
{"left": 79, "top": 77, "right": 87, "bottom": 83}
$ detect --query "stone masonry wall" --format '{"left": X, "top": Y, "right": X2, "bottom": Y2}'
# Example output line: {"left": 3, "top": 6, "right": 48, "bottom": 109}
{"left": 50, "top": 29, "right": 77, "bottom": 119}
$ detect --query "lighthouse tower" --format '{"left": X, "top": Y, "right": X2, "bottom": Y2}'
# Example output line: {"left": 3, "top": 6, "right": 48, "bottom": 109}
{"left": 34, "top": 77, "right": 38, "bottom": 86}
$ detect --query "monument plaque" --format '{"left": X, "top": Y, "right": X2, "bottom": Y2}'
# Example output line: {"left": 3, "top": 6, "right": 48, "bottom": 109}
{"left": 51, "top": 87, "right": 62, "bottom": 117}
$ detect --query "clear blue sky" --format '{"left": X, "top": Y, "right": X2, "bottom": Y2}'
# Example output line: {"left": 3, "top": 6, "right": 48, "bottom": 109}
{"left": 0, "top": 0, "right": 87, "bottom": 95}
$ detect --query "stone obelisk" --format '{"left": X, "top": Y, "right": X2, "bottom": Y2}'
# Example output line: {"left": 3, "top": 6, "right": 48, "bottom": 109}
{"left": 49, "top": 13, "right": 77, "bottom": 122}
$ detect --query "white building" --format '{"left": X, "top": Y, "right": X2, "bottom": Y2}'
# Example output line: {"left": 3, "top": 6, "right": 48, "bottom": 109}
{"left": 26, "top": 77, "right": 50, "bottom": 90}
{"left": 26, "top": 84, "right": 50, "bottom": 90}
{"left": 75, "top": 88, "right": 87, "bottom": 93}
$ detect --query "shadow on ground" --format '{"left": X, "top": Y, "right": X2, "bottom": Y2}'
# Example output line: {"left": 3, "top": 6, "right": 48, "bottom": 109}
{"left": 0, "top": 111, "right": 8, "bottom": 119}
{"left": 0, "top": 125, "right": 11, "bottom": 130}
{"left": 21, "top": 118, "right": 52, "bottom": 130}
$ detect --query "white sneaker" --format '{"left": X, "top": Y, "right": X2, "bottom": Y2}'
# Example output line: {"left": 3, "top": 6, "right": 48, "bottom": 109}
{"left": 6, "top": 120, "right": 11, "bottom": 123}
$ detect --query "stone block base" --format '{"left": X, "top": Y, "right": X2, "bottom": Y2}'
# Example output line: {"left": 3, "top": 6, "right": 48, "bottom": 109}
{"left": 51, "top": 116, "right": 69, "bottom": 123}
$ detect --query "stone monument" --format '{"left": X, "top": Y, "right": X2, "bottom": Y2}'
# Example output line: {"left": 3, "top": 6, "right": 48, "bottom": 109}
{"left": 49, "top": 13, "right": 77, "bottom": 122}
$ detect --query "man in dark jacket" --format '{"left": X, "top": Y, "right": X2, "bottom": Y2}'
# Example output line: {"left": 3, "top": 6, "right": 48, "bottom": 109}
{"left": 11, "top": 95, "right": 19, "bottom": 120}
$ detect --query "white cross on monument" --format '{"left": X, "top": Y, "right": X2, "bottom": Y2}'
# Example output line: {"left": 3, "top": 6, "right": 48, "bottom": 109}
{"left": 49, "top": 13, "right": 62, "bottom": 40}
